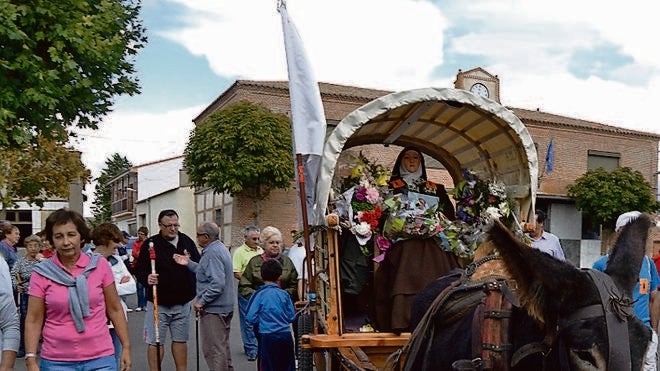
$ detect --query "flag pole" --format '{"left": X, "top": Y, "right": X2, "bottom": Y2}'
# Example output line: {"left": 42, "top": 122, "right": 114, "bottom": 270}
{"left": 279, "top": 0, "right": 325, "bottom": 303}
{"left": 296, "top": 154, "right": 316, "bottom": 294}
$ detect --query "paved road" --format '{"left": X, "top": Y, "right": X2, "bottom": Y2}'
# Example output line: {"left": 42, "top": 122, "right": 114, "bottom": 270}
{"left": 14, "top": 282, "right": 256, "bottom": 371}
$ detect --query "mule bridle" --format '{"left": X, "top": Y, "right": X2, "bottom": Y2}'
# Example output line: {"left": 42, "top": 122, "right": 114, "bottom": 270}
{"left": 558, "top": 269, "right": 633, "bottom": 370}
{"left": 512, "top": 269, "right": 634, "bottom": 370}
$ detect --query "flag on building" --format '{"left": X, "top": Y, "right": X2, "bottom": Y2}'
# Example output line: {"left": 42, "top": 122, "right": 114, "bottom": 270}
{"left": 278, "top": 0, "right": 326, "bottom": 222}
{"left": 545, "top": 138, "right": 554, "bottom": 174}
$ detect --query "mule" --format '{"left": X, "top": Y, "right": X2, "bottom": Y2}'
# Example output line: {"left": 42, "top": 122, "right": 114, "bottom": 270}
{"left": 404, "top": 215, "right": 654, "bottom": 371}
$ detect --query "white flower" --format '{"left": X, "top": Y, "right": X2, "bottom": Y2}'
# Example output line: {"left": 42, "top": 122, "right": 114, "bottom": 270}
{"left": 354, "top": 222, "right": 372, "bottom": 237}
{"left": 488, "top": 181, "right": 506, "bottom": 197}
{"left": 483, "top": 206, "right": 502, "bottom": 220}
{"left": 498, "top": 201, "right": 510, "bottom": 216}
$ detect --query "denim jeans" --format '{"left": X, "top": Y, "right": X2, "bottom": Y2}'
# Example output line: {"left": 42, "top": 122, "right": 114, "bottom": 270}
{"left": 19, "top": 292, "right": 28, "bottom": 354}
{"left": 110, "top": 328, "right": 121, "bottom": 368}
{"left": 40, "top": 355, "right": 117, "bottom": 370}
{"left": 136, "top": 281, "right": 147, "bottom": 308}
{"left": 237, "top": 292, "right": 258, "bottom": 357}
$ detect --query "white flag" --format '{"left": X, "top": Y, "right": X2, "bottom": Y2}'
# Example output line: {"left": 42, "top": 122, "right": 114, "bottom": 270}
{"left": 278, "top": 1, "right": 326, "bottom": 156}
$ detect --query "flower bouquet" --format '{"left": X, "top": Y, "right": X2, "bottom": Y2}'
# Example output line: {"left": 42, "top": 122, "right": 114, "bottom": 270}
{"left": 333, "top": 153, "right": 391, "bottom": 255}
{"left": 436, "top": 169, "right": 517, "bottom": 259}
{"left": 381, "top": 194, "right": 444, "bottom": 241}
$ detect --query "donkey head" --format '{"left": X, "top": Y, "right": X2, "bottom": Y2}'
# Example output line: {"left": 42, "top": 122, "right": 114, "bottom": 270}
{"left": 487, "top": 214, "right": 653, "bottom": 370}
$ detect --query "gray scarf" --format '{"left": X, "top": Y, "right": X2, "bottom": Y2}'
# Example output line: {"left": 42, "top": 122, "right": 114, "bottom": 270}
{"left": 33, "top": 252, "right": 101, "bottom": 333}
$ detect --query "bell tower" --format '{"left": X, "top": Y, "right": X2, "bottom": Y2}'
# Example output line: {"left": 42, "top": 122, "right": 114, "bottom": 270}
{"left": 454, "top": 67, "right": 501, "bottom": 103}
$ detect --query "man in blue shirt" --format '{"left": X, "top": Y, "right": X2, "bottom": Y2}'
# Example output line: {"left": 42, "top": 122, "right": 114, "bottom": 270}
{"left": 528, "top": 210, "right": 566, "bottom": 261}
{"left": 173, "top": 222, "right": 234, "bottom": 371}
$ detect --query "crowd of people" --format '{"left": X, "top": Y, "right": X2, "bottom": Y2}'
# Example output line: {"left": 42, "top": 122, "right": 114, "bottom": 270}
{"left": 0, "top": 195, "right": 658, "bottom": 370}
{"left": 0, "top": 209, "right": 304, "bottom": 371}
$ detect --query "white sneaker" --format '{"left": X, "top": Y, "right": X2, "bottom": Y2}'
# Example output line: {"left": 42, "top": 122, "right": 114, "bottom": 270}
{"left": 126, "top": 308, "right": 134, "bottom": 313}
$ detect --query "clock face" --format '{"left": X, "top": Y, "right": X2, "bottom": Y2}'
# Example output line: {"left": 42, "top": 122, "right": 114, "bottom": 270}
{"left": 470, "top": 83, "right": 489, "bottom": 98}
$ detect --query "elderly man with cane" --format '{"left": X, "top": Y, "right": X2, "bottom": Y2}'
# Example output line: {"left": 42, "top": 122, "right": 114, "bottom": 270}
{"left": 134, "top": 209, "right": 200, "bottom": 371}
{"left": 174, "top": 222, "right": 234, "bottom": 370}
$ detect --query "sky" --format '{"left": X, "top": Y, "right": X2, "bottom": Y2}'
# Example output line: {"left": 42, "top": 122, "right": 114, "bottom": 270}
{"left": 74, "top": 0, "right": 660, "bottom": 216}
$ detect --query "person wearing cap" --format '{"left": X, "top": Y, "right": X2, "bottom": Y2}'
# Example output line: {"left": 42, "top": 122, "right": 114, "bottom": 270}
{"left": 528, "top": 210, "right": 566, "bottom": 261}
{"left": 592, "top": 211, "right": 659, "bottom": 371}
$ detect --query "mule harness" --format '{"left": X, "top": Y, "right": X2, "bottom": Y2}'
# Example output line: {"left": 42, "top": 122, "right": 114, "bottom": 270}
{"left": 401, "top": 257, "right": 635, "bottom": 371}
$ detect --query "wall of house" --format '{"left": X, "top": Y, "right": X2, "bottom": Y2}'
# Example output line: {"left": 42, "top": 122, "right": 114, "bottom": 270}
{"left": 135, "top": 187, "right": 196, "bottom": 242}
{"left": 529, "top": 125, "right": 659, "bottom": 196}
{"left": 227, "top": 186, "right": 300, "bottom": 250}
{"left": 137, "top": 157, "right": 185, "bottom": 201}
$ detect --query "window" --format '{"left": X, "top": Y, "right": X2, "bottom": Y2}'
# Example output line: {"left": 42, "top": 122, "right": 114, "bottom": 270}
{"left": 215, "top": 209, "right": 222, "bottom": 226}
{"left": 587, "top": 150, "right": 619, "bottom": 171}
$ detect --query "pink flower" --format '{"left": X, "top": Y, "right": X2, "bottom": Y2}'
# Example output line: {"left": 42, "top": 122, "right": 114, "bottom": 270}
{"left": 354, "top": 187, "right": 367, "bottom": 202}
{"left": 377, "top": 235, "right": 391, "bottom": 252}
{"left": 365, "top": 187, "right": 380, "bottom": 204}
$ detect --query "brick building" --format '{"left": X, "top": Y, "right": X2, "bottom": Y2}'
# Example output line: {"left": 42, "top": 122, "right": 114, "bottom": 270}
{"left": 193, "top": 68, "right": 660, "bottom": 267}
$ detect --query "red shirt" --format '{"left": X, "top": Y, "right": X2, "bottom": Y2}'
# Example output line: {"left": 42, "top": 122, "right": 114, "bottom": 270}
{"left": 131, "top": 239, "right": 144, "bottom": 268}
{"left": 652, "top": 255, "right": 660, "bottom": 277}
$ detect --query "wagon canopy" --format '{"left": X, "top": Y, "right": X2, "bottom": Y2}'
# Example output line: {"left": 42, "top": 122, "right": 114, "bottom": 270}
{"left": 313, "top": 87, "right": 538, "bottom": 225}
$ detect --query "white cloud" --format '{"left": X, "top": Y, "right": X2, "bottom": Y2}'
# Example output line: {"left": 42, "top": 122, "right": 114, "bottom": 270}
{"left": 73, "top": 105, "right": 201, "bottom": 215}
{"left": 157, "top": 0, "right": 660, "bottom": 134}
{"left": 165, "top": 0, "right": 447, "bottom": 91}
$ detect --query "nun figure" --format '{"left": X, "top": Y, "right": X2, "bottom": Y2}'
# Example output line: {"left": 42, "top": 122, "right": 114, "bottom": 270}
{"left": 373, "top": 146, "right": 460, "bottom": 332}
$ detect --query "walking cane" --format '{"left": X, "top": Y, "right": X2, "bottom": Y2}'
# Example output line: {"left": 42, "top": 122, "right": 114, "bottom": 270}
{"left": 149, "top": 242, "right": 162, "bottom": 371}
{"left": 195, "top": 311, "right": 200, "bottom": 371}
{"left": 15, "top": 273, "right": 21, "bottom": 313}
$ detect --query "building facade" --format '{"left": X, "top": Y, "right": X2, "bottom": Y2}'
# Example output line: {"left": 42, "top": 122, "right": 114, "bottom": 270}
{"left": 107, "top": 156, "right": 196, "bottom": 240}
{"left": 191, "top": 69, "right": 659, "bottom": 266}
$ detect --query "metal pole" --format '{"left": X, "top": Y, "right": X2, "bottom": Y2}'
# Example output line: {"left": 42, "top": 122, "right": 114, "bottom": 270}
{"left": 296, "top": 154, "right": 315, "bottom": 295}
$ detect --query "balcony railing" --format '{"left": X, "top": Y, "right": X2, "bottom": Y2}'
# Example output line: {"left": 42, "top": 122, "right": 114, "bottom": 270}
{"left": 111, "top": 198, "right": 135, "bottom": 216}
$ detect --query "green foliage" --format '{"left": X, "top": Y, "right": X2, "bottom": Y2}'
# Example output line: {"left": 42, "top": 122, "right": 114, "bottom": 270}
{"left": 91, "top": 153, "right": 132, "bottom": 224}
{"left": 0, "top": 0, "right": 146, "bottom": 147}
{"left": 184, "top": 101, "right": 294, "bottom": 200}
{"left": 567, "top": 167, "right": 660, "bottom": 229}
{"left": 0, "top": 135, "right": 90, "bottom": 209}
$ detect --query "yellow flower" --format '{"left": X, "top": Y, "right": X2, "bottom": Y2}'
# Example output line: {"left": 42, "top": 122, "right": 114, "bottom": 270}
{"left": 375, "top": 173, "right": 389, "bottom": 187}
{"left": 351, "top": 166, "right": 362, "bottom": 179}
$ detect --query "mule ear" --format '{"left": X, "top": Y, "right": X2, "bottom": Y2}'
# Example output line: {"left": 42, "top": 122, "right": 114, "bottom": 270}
{"left": 487, "top": 220, "right": 575, "bottom": 326}
{"left": 605, "top": 213, "right": 653, "bottom": 297}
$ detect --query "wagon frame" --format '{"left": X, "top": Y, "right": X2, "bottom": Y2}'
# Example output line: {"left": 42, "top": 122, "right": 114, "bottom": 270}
{"left": 299, "top": 87, "right": 539, "bottom": 370}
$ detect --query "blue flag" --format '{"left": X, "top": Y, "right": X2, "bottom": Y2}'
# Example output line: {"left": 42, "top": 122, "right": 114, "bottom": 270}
{"left": 545, "top": 139, "right": 554, "bottom": 174}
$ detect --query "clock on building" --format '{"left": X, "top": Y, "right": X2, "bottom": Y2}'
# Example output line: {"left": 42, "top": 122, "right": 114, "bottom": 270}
{"left": 454, "top": 67, "right": 500, "bottom": 102}
{"left": 470, "top": 83, "right": 489, "bottom": 98}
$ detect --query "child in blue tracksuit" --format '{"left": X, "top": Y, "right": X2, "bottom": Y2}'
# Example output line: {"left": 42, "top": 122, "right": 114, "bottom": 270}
{"left": 246, "top": 259, "right": 296, "bottom": 371}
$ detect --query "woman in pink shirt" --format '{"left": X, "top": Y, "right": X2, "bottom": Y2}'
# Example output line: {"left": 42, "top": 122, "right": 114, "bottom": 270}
{"left": 23, "top": 209, "right": 131, "bottom": 370}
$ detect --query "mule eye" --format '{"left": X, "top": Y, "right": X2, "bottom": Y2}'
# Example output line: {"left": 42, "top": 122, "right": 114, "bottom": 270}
{"left": 568, "top": 346, "right": 605, "bottom": 370}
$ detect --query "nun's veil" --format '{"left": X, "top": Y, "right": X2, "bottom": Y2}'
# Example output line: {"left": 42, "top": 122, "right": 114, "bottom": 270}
{"left": 389, "top": 146, "right": 428, "bottom": 183}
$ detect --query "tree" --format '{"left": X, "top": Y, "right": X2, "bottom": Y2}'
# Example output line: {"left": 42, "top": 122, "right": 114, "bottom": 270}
{"left": 0, "top": 135, "right": 90, "bottom": 209}
{"left": 567, "top": 167, "right": 660, "bottom": 231}
{"left": 183, "top": 101, "right": 294, "bottom": 224}
{"left": 0, "top": 0, "right": 146, "bottom": 147}
{"left": 91, "top": 153, "right": 132, "bottom": 224}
